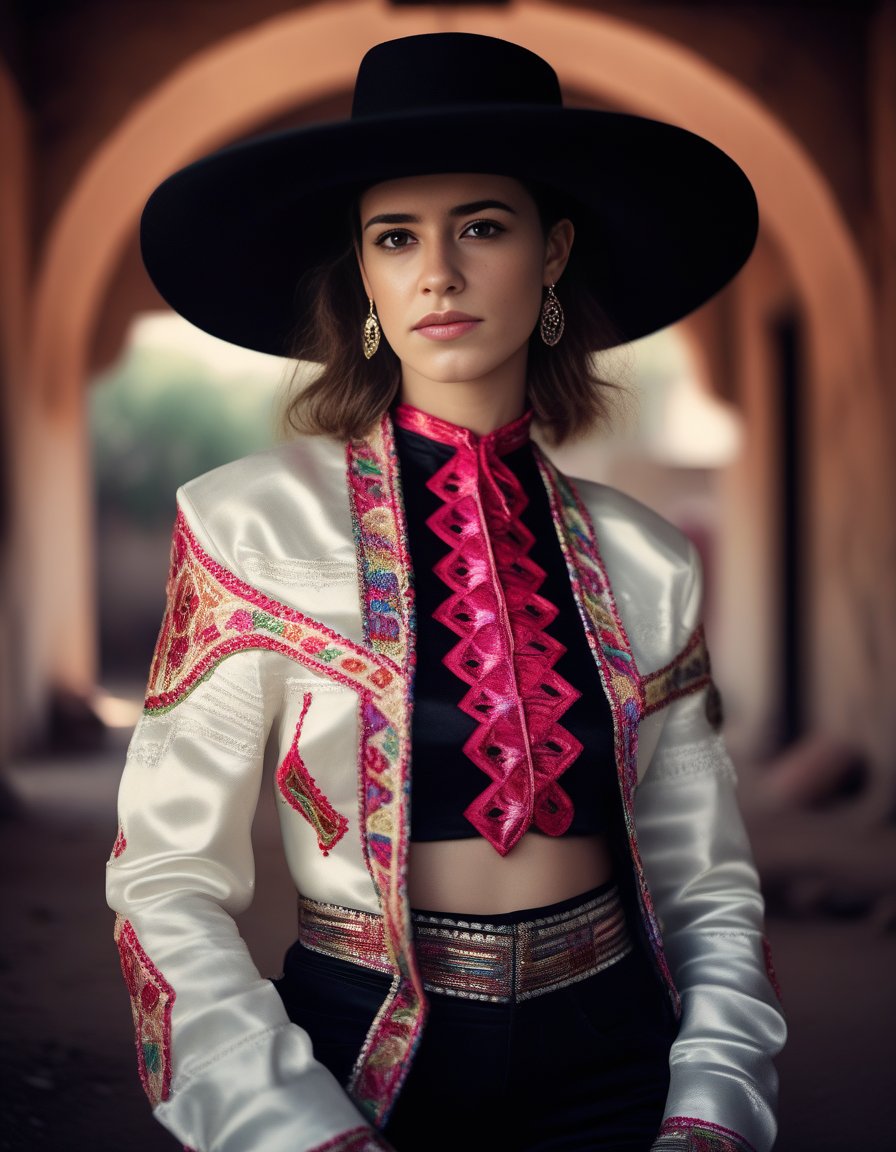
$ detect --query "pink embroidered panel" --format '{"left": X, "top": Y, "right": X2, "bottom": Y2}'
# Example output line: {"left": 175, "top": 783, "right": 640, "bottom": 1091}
{"left": 115, "top": 917, "right": 175, "bottom": 1107}
{"left": 111, "top": 826, "right": 127, "bottom": 859}
{"left": 277, "top": 692, "right": 349, "bottom": 856}
{"left": 145, "top": 510, "right": 396, "bottom": 714}
{"left": 394, "top": 404, "right": 582, "bottom": 856}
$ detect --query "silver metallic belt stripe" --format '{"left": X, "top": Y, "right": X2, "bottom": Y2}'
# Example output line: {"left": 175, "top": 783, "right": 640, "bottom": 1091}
{"left": 297, "top": 885, "right": 633, "bottom": 1003}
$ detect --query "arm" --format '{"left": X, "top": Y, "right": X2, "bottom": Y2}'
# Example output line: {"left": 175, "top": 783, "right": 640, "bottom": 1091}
{"left": 636, "top": 547, "right": 786, "bottom": 1152}
{"left": 106, "top": 506, "right": 389, "bottom": 1152}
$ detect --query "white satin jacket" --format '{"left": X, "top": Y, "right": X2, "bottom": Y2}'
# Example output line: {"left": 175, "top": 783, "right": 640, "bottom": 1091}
{"left": 106, "top": 415, "right": 785, "bottom": 1152}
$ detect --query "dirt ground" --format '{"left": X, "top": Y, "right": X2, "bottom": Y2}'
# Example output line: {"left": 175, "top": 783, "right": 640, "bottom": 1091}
{"left": 1, "top": 722, "right": 894, "bottom": 1152}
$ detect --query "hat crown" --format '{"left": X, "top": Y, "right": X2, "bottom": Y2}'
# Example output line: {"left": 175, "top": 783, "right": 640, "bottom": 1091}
{"left": 351, "top": 33, "right": 563, "bottom": 119}
{"left": 142, "top": 32, "right": 757, "bottom": 358}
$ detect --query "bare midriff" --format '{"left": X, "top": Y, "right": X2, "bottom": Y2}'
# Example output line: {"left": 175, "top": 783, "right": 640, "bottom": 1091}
{"left": 408, "top": 833, "right": 615, "bottom": 914}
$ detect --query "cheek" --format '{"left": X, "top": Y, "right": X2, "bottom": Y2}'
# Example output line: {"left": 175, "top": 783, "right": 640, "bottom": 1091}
{"left": 502, "top": 246, "right": 546, "bottom": 299}
{"left": 366, "top": 264, "right": 412, "bottom": 323}
{"left": 495, "top": 259, "right": 544, "bottom": 326}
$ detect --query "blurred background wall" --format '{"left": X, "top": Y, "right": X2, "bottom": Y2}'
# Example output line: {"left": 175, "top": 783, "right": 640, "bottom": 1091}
{"left": 1, "top": 4, "right": 895, "bottom": 1149}
{"left": 0, "top": 0, "right": 894, "bottom": 807}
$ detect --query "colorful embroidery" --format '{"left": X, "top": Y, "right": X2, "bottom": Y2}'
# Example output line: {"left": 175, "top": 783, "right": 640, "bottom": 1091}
{"left": 655, "top": 1117, "right": 757, "bottom": 1152}
{"left": 350, "top": 975, "right": 421, "bottom": 1123}
{"left": 346, "top": 419, "right": 426, "bottom": 1127}
{"left": 642, "top": 625, "right": 712, "bottom": 716}
{"left": 111, "top": 826, "right": 127, "bottom": 858}
{"left": 347, "top": 425, "right": 415, "bottom": 665}
{"left": 145, "top": 510, "right": 395, "bottom": 714}
{"left": 537, "top": 453, "right": 680, "bottom": 1017}
{"left": 115, "top": 916, "right": 174, "bottom": 1106}
{"left": 277, "top": 693, "right": 349, "bottom": 855}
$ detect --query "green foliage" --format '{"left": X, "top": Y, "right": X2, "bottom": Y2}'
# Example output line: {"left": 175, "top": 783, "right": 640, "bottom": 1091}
{"left": 89, "top": 342, "right": 283, "bottom": 528}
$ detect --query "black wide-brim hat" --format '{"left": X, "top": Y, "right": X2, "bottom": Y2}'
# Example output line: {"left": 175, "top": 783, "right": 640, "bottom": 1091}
{"left": 141, "top": 32, "right": 758, "bottom": 357}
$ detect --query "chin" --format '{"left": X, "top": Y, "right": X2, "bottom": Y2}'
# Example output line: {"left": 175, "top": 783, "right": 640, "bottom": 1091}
{"left": 408, "top": 353, "right": 514, "bottom": 387}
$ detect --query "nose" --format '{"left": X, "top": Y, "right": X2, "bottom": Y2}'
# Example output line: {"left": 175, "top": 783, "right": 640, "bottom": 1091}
{"left": 419, "top": 237, "right": 464, "bottom": 296}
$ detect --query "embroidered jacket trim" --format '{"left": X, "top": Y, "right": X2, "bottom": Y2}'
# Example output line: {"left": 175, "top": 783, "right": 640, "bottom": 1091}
{"left": 115, "top": 916, "right": 175, "bottom": 1107}
{"left": 654, "top": 1116, "right": 758, "bottom": 1152}
{"left": 277, "top": 692, "right": 350, "bottom": 856}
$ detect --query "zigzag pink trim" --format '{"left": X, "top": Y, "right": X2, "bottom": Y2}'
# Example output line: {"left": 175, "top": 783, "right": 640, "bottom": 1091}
{"left": 400, "top": 405, "right": 581, "bottom": 855}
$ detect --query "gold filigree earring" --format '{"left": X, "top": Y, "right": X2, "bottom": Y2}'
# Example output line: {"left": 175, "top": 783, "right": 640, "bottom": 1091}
{"left": 363, "top": 298, "right": 381, "bottom": 359}
{"left": 539, "top": 283, "right": 565, "bottom": 347}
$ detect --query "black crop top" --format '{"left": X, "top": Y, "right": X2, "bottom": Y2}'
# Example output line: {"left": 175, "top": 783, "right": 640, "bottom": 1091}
{"left": 393, "top": 404, "right": 617, "bottom": 854}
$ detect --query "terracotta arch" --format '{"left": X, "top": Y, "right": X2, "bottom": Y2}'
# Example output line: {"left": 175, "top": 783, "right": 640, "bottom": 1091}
{"left": 29, "top": 0, "right": 882, "bottom": 767}
{"left": 33, "top": 0, "right": 872, "bottom": 412}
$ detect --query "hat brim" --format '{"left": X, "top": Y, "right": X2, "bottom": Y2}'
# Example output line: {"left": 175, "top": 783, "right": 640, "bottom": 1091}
{"left": 140, "top": 105, "right": 758, "bottom": 357}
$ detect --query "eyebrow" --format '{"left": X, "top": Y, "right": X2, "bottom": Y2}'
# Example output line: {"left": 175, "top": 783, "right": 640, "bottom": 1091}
{"left": 362, "top": 199, "right": 518, "bottom": 231}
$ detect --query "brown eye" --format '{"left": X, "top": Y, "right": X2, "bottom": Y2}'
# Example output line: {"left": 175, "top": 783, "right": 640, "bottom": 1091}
{"left": 377, "top": 230, "right": 414, "bottom": 249}
{"left": 462, "top": 220, "right": 503, "bottom": 239}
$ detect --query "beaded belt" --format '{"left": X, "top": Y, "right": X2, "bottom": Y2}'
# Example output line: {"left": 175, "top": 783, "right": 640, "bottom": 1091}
{"left": 296, "top": 885, "right": 633, "bottom": 1003}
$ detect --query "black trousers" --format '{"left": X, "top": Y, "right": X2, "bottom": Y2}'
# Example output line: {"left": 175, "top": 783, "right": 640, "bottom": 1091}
{"left": 274, "top": 894, "right": 677, "bottom": 1151}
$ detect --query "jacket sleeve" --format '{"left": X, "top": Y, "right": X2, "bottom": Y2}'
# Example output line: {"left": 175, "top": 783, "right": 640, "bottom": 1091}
{"left": 105, "top": 505, "right": 388, "bottom": 1152}
{"left": 635, "top": 544, "right": 786, "bottom": 1152}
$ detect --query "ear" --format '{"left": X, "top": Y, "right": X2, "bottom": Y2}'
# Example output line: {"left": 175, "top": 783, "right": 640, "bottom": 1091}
{"left": 543, "top": 219, "right": 574, "bottom": 286}
{"left": 355, "top": 242, "right": 373, "bottom": 299}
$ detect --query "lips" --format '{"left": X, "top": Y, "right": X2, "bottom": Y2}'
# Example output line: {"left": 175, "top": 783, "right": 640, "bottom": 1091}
{"left": 413, "top": 311, "right": 479, "bottom": 329}
{"left": 413, "top": 311, "right": 482, "bottom": 340}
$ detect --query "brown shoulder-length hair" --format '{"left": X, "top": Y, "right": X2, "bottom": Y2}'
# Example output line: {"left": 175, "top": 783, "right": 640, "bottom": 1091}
{"left": 282, "top": 187, "right": 622, "bottom": 446}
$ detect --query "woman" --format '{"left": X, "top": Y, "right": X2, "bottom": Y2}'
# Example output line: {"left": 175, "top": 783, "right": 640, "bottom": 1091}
{"left": 107, "top": 32, "right": 785, "bottom": 1152}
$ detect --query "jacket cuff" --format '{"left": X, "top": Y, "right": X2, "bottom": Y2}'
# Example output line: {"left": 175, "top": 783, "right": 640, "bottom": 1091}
{"left": 652, "top": 1117, "right": 757, "bottom": 1152}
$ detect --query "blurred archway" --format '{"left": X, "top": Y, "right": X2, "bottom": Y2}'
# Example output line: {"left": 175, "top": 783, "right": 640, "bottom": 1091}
{"left": 25, "top": 0, "right": 886, "bottom": 783}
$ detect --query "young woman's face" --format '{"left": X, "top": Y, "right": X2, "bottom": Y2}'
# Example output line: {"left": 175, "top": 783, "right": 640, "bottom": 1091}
{"left": 357, "top": 173, "right": 572, "bottom": 412}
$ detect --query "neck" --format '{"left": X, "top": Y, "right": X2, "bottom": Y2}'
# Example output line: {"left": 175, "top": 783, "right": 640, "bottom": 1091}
{"left": 398, "top": 353, "right": 528, "bottom": 436}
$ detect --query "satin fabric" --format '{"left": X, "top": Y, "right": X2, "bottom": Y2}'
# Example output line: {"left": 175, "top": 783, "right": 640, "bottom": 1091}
{"left": 106, "top": 425, "right": 785, "bottom": 1152}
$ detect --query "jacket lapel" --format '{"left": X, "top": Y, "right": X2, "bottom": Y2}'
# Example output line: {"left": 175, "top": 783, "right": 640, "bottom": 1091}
{"left": 535, "top": 449, "right": 678, "bottom": 1010}
{"left": 344, "top": 416, "right": 426, "bottom": 1126}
